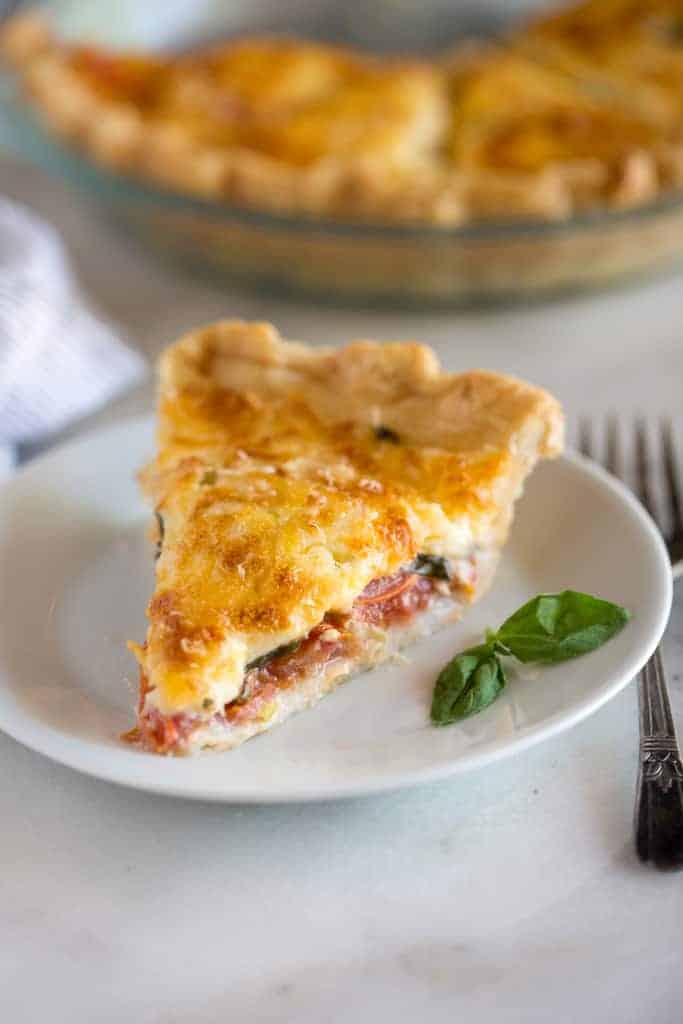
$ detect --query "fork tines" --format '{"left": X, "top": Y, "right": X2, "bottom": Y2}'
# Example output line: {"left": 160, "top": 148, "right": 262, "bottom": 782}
{"left": 577, "top": 416, "right": 683, "bottom": 564}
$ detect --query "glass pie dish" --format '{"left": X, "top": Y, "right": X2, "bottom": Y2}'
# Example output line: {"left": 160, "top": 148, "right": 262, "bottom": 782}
{"left": 2, "top": 0, "right": 683, "bottom": 306}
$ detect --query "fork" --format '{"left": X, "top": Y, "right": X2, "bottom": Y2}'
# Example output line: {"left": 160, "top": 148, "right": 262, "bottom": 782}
{"left": 579, "top": 417, "right": 683, "bottom": 869}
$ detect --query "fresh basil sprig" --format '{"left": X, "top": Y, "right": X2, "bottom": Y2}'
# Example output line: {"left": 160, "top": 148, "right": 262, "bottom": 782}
{"left": 431, "top": 590, "right": 630, "bottom": 726}
{"left": 495, "top": 592, "right": 630, "bottom": 664}
{"left": 431, "top": 644, "right": 506, "bottom": 725}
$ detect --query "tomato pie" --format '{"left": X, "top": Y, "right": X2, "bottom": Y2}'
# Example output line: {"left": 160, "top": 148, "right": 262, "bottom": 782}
{"left": 127, "top": 321, "right": 563, "bottom": 754}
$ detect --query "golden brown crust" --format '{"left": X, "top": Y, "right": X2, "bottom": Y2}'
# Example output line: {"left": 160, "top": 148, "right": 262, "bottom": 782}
{"left": 1, "top": 12, "right": 460, "bottom": 224}
{"left": 517, "top": 0, "right": 683, "bottom": 131}
{"left": 4, "top": 8, "right": 683, "bottom": 225}
{"left": 159, "top": 319, "right": 563, "bottom": 456}
{"left": 135, "top": 320, "right": 562, "bottom": 720}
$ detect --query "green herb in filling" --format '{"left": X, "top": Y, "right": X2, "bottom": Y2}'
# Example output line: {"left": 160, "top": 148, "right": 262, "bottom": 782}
{"left": 410, "top": 553, "right": 452, "bottom": 581}
{"left": 373, "top": 425, "right": 400, "bottom": 443}
{"left": 154, "top": 511, "right": 164, "bottom": 561}
{"left": 246, "top": 639, "right": 302, "bottom": 672}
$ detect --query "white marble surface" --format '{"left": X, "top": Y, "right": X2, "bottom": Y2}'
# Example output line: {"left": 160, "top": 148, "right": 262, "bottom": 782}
{"left": 1, "top": 155, "right": 683, "bottom": 1023}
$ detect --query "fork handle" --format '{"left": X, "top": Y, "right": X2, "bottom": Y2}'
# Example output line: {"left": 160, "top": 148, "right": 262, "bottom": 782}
{"left": 635, "top": 647, "right": 683, "bottom": 869}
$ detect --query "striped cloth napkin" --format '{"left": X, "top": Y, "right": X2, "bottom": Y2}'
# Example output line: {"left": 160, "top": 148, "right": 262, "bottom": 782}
{"left": 0, "top": 195, "right": 146, "bottom": 476}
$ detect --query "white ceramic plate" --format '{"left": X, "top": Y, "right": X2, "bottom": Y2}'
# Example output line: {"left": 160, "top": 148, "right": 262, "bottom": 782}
{"left": 0, "top": 416, "right": 672, "bottom": 803}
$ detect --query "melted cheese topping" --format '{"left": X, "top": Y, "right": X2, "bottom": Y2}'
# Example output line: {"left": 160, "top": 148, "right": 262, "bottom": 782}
{"left": 5, "top": 6, "right": 683, "bottom": 227}
{"left": 523, "top": 0, "right": 683, "bottom": 130}
{"left": 449, "top": 48, "right": 661, "bottom": 174}
{"left": 68, "top": 38, "right": 446, "bottom": 168}
{"left": 143, "top": 401, "right": 507, "bottom": 713}
{"left": 66, "top": 33, "right": 660, "bottom": 177}
{"left": 135, "top": 322, "right": 562, "bottom": 717}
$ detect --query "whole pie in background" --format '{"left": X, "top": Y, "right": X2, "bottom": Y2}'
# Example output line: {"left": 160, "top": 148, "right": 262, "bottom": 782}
{"left": 3, "top": 2, "right": 683, "bottom": 226}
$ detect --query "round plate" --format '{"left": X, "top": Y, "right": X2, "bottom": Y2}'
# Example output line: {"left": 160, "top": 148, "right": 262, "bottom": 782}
{"left": 0, "top": 417, "right": 672, "bottom": 803}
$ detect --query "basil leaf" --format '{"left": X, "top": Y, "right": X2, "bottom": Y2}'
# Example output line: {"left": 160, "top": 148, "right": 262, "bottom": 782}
{"left": 410, "top": 554, "right": 452, "bottom": 581}
{"left": 431, "top": 644, "right": 506, "bottom": 725}
{"left": 495, "top": 590, "right": 630, "bottom": 664}
{"left": 373, "top": 425, "right": 400, "bottom": 443}
{"left": 154, "top": 510, "right": 164, "bottom": 561}
{"left": 662, "top": 16, "right": 683, "bottom": 42}
{"left": 246, "top": 639, "right": 301, "bottom": 672}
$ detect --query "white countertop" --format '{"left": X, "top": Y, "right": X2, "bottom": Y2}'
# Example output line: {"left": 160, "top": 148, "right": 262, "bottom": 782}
{"left": 2, "top": 156, "right": 683, "bottom": 1024}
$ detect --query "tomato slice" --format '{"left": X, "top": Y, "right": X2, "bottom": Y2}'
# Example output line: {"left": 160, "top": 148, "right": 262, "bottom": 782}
{"left": 354, "top": 571, "right": 419, "bottom": 606}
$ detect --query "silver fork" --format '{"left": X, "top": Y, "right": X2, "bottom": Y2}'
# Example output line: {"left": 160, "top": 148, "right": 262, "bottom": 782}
{"left": 579, "top": 417, "right": 683, "bottom": 869}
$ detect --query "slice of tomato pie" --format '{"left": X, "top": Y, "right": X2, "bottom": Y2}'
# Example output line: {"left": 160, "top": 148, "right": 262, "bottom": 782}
{"left": 128, "top": 321, "right": 563, "bottom": 754}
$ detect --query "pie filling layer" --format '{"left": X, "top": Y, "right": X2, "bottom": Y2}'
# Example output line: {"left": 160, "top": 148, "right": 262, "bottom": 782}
{"left": 128, "top": 553, "right": 483, "bottom": 755}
